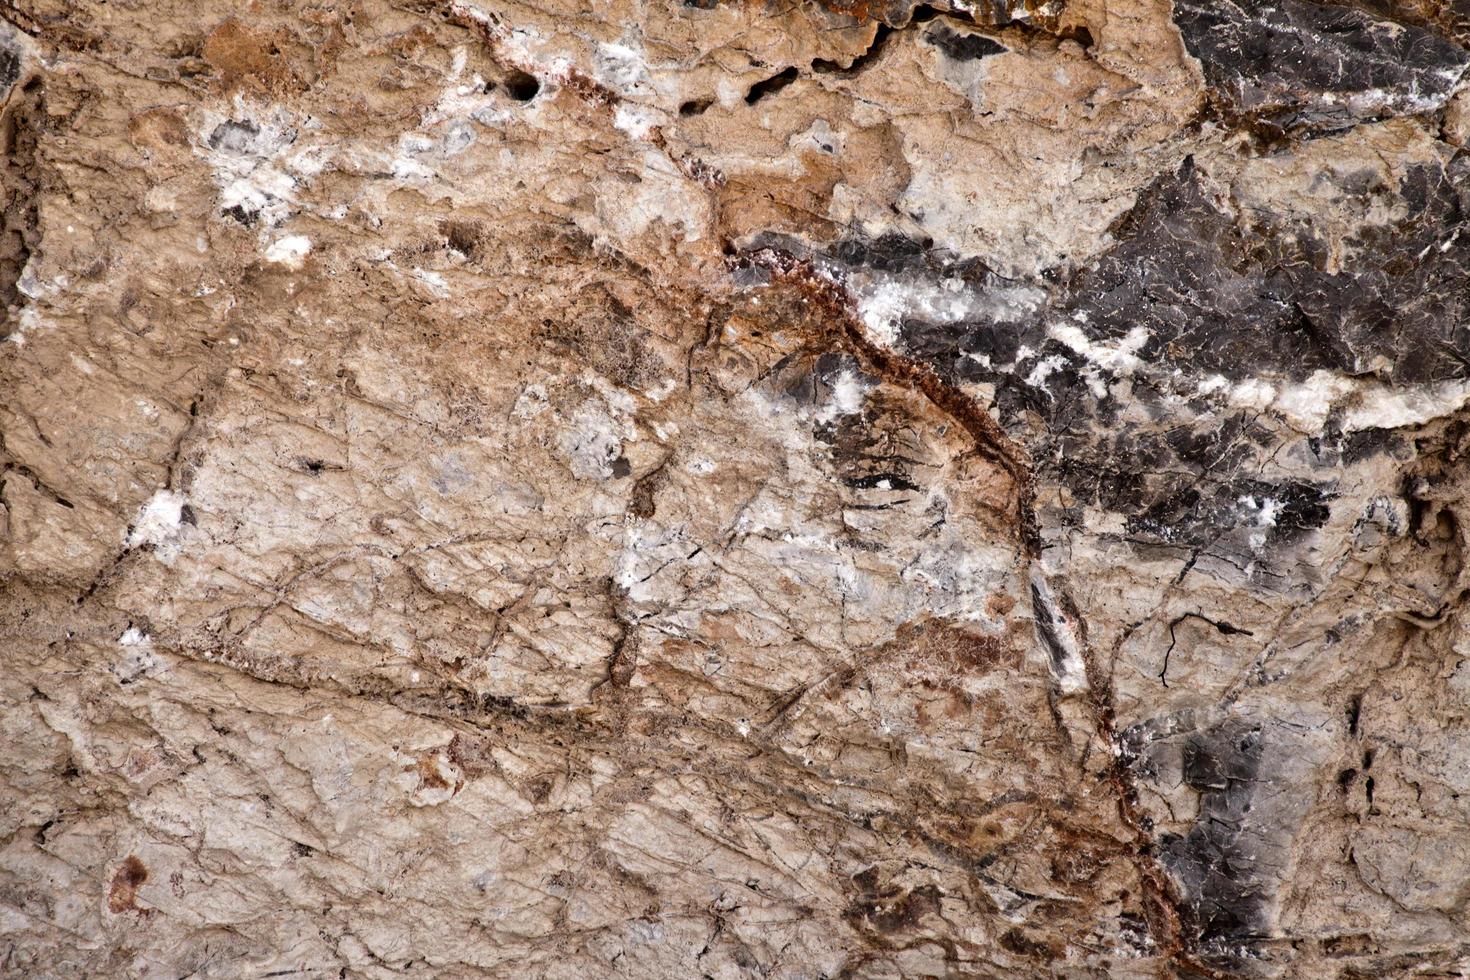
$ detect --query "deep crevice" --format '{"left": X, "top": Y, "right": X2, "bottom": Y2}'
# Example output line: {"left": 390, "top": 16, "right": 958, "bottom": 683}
{"left": 813, "top": 23, "right": 895, "bottom": 74}
{"left": 744, "top": 66, "right": 797, "bottom": 104}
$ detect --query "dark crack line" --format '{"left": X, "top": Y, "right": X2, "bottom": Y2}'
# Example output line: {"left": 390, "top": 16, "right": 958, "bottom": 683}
{"left": 736, "top": 246, "right": 1038, "bottom": 555}
{"left": 728, "top": 246, "right": 1251, "bottom": 975}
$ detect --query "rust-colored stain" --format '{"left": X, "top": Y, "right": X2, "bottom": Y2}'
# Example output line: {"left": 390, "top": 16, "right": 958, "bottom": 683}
{"left": 201, "top": 18, "right": 309, "bottom": 95}
{"left": 816, "top": 0, "right": 873, "bottom": 20}
{"left": 107, "top": 855, "right": 148, "bottom": 914}
{"left": 902, "top": 621, "right": 1019, "bottom": 672}
{"left": 845, "top": 867, "right": 943, "bottom": 937}
{"left": 415, "top": 754, "right": 453, "bottom": 791}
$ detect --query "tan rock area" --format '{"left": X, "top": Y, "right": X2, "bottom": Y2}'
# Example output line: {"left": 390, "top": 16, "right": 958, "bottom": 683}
{"left": 1, "top": 0, "right": 1469, "bottom": 976}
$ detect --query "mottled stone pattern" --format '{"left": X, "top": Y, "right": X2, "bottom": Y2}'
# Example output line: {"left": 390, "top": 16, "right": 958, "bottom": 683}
{"left": 0, "top": 0, "right": 1467, "bottom": 976}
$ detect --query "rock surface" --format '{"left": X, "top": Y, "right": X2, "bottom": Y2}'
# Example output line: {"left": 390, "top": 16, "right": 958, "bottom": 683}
{"left": 1, "top": 0, "right": 1468, "bottom": 977}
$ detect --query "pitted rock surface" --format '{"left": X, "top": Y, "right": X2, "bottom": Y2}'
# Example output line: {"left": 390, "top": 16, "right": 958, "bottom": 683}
{"left": 2, "top": 1, "right": 1469, "bottom": 977}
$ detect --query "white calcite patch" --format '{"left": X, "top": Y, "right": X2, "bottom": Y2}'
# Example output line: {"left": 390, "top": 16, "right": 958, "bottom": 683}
{"left": 200, "top": 102, "right": 316, "bottom": 232}
{"left": 264, "top": 235, "right": 312, "bottom": 268}
{"left": 1030, "top": 569, "right": 1089, "bottom": 695}
{"left": 113, "top": 627, "right": 162, "bottom": 684}
{"left": 613, "top": 103, "right": 664, "bottom": 141}
{"left": 1043, "top": 322, "right": 1150, "bottom": 396}
{"left": 1197, "top": 369, "right": 1470, "bottom": 435}
{"left": 411, "top": 268, "right": 450, "bottom": 297}
{"left": 789, "top": 119, "right": 844, "bottom": 157}
{"left": 1264, "top": 371, "right": 1358, "bottom": 431}
{"left": 590, "top": 149, "right": 707, "bottom": 243}
{"left": 126, "top": 490, "right": 189, "bottom": 561}
{"left": 850, "top": 271, "right": 1045, "bottom": 351}
{"left": 595, "top": 41, "right": 656, "bottom": 99}
{"left": 511, "top": 383, "right": 549, "bottom": 420}
{"left": 557, "top": 382, "right": 636, "bottom": 480}
{"left": 1048, "top": 322, "right": 1150, "bottom": 376}
{"left": 1025, "top": 353, "right": 1069, "bottom": 390}
{"left": 1343, "top": 378, "right": 1470, "bottom": 433}
{"left": 822, "top": 370, "right": 867, "bottom": 420}
{"left": 5, "top": 306, "right": 44, "bottom": 346}
{"left": 855, "top": 276, "right": 972, "bottom": 347}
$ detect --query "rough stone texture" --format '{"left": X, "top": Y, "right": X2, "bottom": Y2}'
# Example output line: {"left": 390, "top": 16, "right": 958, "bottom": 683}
{"left": 0, "top": 0, "right": 1468, "bottom": 977}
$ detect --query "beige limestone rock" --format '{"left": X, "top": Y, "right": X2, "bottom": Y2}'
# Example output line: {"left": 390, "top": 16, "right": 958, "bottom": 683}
{"left": 2, "top": 1, "right": 1469, "bottom": 978}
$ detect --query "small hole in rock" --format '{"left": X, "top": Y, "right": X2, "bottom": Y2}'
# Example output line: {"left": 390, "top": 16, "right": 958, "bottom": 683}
{"left": 505, "top": 70, "right": 540, "bottom": 101}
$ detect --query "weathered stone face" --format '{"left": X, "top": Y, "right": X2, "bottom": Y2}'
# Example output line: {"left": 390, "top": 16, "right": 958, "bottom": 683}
{"left": 1, "top": 0, "right": 1468, "bottom": 977}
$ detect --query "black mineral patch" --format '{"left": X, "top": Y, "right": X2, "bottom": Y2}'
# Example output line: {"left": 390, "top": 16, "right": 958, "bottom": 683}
{"left": 1173, "top": 0, "right": 1470, "bottom": 129}
{"left": 1124, "top": 478, "right": 1331, "bottom": 547}
{"left": 0, "top": 47, "right": 20, "bottom": 93}
{"left": 1287, "top": 159, "right": 1470, "bottom": 384}
{"left": 829, "top": 233, "right": 931, "bottom": 274}
{"left": 798, "top": 129, "right": 1464, "bottom": 596}
{"left": 1108, "top": 155, "right": 1469, "bottom": 384}
{"left": 917, "top": 154, "right": 1470, "bottom": 393}
{"left": 1159, "top": 721, "right": 1272, "bottom": 962}
{"left": 925, "top": 24, "right": 1007, "bottom": 61}
{"left": 208, "top": 119, "right": 262, "bottom": 154}
{"left": 221, "top": 204, "right": 257, "bottom": 227}
{"left": 824, "top": 232, "right": 988, "bottom": 280}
